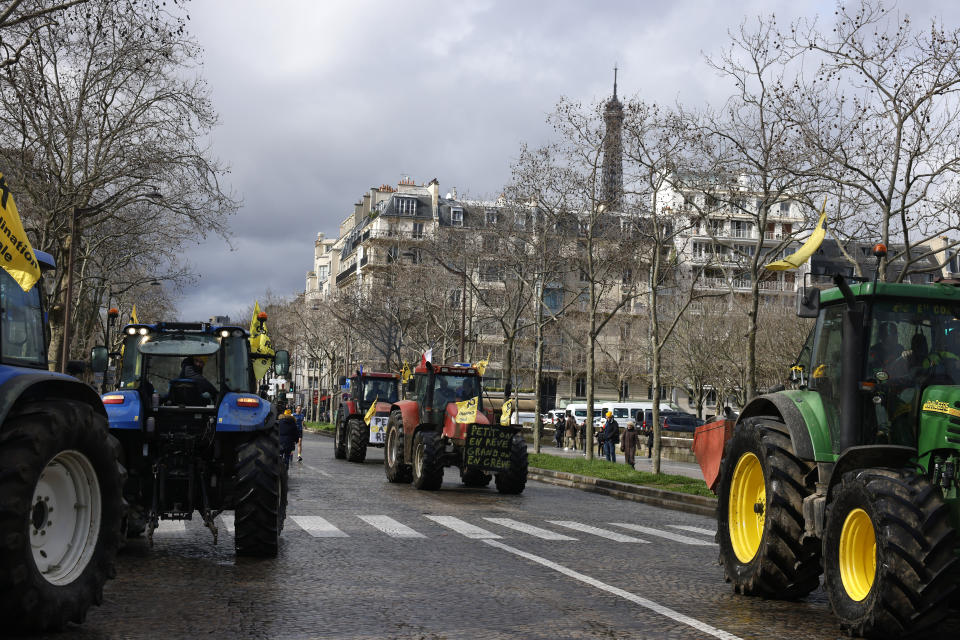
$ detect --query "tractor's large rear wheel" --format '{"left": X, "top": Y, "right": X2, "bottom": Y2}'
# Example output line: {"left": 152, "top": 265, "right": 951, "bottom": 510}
{"left": 234, "top": 428, "right": 284, "bottom": 557}
{"left": 346, "top": 417, "right": 367, "bottom": 463}
{"left": 716, "top": 417, "right": 821, "bottom": 599}
{"left": 333, "top": 413, "right": 346, "bottom": 460}
{"left": 411, "top": 431, "right": 443, "bottom": 490}
{"left": 383, "top": 411, "right": 411, "bottom": 483}
{"left": 0, "top": 400, "right": 124, "bottom": 633}
{"left": 494, "top": 434, "right": 528, "bottom": 495}
{"left": 823, "top": 468, "right": 959, "bottom": 638}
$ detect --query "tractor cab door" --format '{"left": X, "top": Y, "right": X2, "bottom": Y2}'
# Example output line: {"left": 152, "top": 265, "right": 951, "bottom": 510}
{"left": 808, "top": 304, "right": 846, "bottom": 453}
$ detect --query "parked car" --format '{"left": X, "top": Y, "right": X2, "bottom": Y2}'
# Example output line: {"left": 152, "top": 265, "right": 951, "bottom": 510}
{"left": 639, "top": 409, "right": 701, "bottom": 433}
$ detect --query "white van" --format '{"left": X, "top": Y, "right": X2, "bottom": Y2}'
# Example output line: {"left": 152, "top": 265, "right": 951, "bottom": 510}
{"left": 598, "top": 401, "right": 675, "bottom": 426}
{"left": 564, "top": 403, "right": 602, "bottom": 427}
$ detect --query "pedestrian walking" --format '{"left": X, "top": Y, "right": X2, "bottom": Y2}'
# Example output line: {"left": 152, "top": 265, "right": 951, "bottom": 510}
{"left": 578, "top": 419, "right": 586, "bottom": 452}
{"left": 293, "top": 405, "right": 305, "bottom": 462}
{"left": 621, "top": 420, "right": 638, "bottom": 468}
{"left": 646, "top": 427, "right": 654, "bottom": 458}
{"left": 601, "top": 411, "right": 619, "bottom": 462}
{"left": 278, "top": 409, "right": 299, "bottom": 468}
{"left": 554, "top": 415, "right": 564, "bottom": 448}
{"left": 564, "top": 411, "right": 577, "bottom": 451}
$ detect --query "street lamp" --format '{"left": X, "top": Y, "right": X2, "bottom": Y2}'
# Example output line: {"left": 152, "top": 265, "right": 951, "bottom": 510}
{"left": 60, "top": 189, "right": 162, "bottom": 372}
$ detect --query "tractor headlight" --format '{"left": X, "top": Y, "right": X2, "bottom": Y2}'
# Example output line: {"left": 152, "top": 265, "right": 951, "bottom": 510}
{"left": 220, "top": 329, "right": 230, "bottom": 338}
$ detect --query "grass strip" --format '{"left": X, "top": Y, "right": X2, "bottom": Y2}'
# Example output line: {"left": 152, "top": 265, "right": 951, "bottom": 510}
{"left": 528, "top": 453, "right": 714, "bottom": 498}
{"left": 305, "top": 421, "right": 335, "bottom": 433}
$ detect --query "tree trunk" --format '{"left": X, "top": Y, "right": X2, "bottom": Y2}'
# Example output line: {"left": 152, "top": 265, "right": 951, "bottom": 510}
{"left": 533, "top": 294, "right": 544, "bottom": 454}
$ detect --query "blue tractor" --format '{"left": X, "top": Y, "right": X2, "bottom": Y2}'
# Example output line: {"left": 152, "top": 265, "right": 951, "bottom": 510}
{"left": 0, "top": 251, "right": 125, "bottom": 632}
{"left": 95, "top": 321, "right": 290, "bottom": 557}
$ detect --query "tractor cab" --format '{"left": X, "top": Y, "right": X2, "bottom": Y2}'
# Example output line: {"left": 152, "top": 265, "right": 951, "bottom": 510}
{"left": 410, "top": 363, "right": 484, "bottom": 431}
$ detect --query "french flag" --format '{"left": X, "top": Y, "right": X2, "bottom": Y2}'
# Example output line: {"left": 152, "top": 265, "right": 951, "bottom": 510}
{"left": 420, "top": 348, "right": 432, "bottom": 368}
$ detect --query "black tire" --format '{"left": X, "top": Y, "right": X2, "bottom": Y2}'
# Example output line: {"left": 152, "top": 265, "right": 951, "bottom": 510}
{"left": 461, "top": 468, "right": 492, "bottom": 488}
{"left": 716, "top": 417, "right": 821, "bottom": 599}
{"left": 383, "top": 410, "right": 411, "bottom": 483}
{"left": 494, "top": 433, "right": 528, "bottom": 495}
{"left": 346, "top": 417, "right": 368, "bottom": 463}
{"left": 823, "top": 468, "right": 959, "bottom": 638}
{"left": 411, "top": 431, "right": 443, "bottom": 490}
{"left": 124, "top": 503, "right": 147, "bottom": 538}
{"left": 333, "top": 411, "right": 346, "bottom": 460}
{"left": 0, "top": 400, "right": 124, "bottom": 633}
{"left": 234, "top": 428, "right": 283, "bottom": 557}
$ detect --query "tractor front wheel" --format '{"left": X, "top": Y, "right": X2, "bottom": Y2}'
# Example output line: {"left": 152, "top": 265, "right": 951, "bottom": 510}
{"left": 346, "top": 417, "right": 367, "bottom": 463}
{"left": 333, "top": 413, "right": 346, "bottom": 460}
{"left": 494, "top": 434, "right": 528, "bottom": 495}
{"left": 411, "top": 431, "right": 443, "bottom": 490}
{"left": 823, "top": 468, "right": 959, "bottom": 638}
{"left": 716, "top": 417, "right": 820, "bottom": 599}
{"left": 234, "top": 428, "right": 284, "bottom": 557}
{"left": 0, "top": 400, "right": 124, "bottom": 633}
{"left": 383, "top": 411, "right": 411, "bottom": 483}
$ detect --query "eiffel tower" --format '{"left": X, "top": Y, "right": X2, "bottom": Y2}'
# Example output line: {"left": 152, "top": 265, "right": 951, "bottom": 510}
{"left": 601, "top": 66, "right": 624, "bottom": 211}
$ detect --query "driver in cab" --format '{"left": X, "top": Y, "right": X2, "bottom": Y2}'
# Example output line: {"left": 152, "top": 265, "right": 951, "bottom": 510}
{"left": 179, "top": 355, "right": 219, "bottom": 399}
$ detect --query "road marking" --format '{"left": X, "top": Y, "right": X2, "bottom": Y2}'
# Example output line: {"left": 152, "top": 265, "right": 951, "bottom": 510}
{"left": 669, "top": 525, "right": 716, "bottom": 537}
{"left": 424, "top": 515, "right": 501, "bottom": 539}
{"left": 610, "top": 523, "right": 715, "bottom": 546}
{"left": 155, "top": 520, "right": 186, "bottom": 534}
{"left": 358, "top": 515, "right": 425, "bottom": 538}
{"left": 483, "top": 517, "right": 577, "bottom": 540}
{"left": 483, "top": 540, "right": 742, "bottom": 640}
{"left": 219, "top": 514, "right": 234, "bottom": 534}
{"left": 300, "top": 463, "right": 332, "bottom": 477}
{"left": 291, "top": 516, "right": 348, "bottom": 537}
{"left": 547, "top": 520, "right": 649, "bottom": 543}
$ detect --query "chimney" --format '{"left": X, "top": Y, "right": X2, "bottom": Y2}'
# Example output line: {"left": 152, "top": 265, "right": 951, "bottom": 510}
{"left": 427, "top": 178, "right": 439, "bottom": 219}
{"left": 362, "top": 192, "right": 372, "bottom": 214}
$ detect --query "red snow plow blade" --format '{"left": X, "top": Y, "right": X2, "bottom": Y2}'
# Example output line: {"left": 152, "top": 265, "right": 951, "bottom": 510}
{"left": 692, "top": 420, "right": 735, "bottom": 493}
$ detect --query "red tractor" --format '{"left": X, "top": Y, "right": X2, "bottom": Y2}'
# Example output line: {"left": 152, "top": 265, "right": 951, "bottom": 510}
{"left": 334, "top": 371, "right": 400, "bottom": 463}
{"left": 383, "top": 361, "right": 527, "bottom": 493}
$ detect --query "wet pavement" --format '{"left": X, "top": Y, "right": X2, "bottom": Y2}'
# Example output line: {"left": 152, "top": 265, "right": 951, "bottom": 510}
{"left": 24, "top": 432, "right": 960, "bottom": 639}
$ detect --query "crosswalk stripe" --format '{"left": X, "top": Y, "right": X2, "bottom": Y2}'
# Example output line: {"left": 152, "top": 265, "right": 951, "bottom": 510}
{"left": 358, "top": 515, "right": 425, "bottom": 538}
{"left": 291, "top": 516, "right": 349, "bottom": 537}
{"left": 547, "top": 520, "right": 649, "bottom": 543}
{"left": 155, "top": 520, "right": 186, "bottom": 534}
{"left": 483, "top": 517, "right": 577, "bottom": 540}
{"left": 669, "top": 525, "right": 715, "bottom": 537}
{"left": 425, "top": 515, "right": 501, "bottom": 539}
{"left": 219, "top": 514, "right": 234, "bottom": 534}
{"left": 610, "top": 523, "right": 714, "bottom": 546}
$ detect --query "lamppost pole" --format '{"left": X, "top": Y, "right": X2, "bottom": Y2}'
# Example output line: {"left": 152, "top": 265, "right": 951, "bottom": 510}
{"left": 59, "top": 207, "right": 80, "bottom": 373}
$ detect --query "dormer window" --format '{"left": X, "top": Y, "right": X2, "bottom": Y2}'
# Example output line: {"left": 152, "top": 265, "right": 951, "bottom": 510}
{"left": 451, "top": 208, "right": 463, "bottom": 226}
{"left": 485, "top": 209, "right": 499, "bottom": 225}
{"left": 397, "top": 197, "right": 417, "bottom": 216}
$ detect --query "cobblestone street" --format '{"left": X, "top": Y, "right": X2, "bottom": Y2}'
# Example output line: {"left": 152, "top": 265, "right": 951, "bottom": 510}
{"left": 23, "top": 432, "right": 958, "bottom": 639}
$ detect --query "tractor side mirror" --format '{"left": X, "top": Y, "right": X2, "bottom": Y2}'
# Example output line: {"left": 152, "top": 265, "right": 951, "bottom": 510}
{"left": 407, "top": 378, "right": 415, "bottom": 393}
{"left": 90, "top": 345, "right": 109, "bottom": 373}
{"left": 796, "top": 286, "right": 820, "bottom": 318}
{"left": 273, "top": 350, "right": 290, "bottom": 376}
{"left": 338, "top": 375, "right": 347, "bottom": 387}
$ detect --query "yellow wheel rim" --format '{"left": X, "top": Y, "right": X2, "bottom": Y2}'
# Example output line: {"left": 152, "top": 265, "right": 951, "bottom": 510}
{"left": 839, "top": 508, "right": 876, "bottom": 602}
{"left": 729, "top": 452, "right": 765, "bottom": 563}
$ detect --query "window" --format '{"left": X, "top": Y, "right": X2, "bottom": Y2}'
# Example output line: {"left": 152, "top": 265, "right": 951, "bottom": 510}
{"left": 755, "top": 198, "right": 764, "bottom": 213}
{"left": 709, "top": 219, "right": 725, "bottom": 236}
{"left": 482, "top": 235, "right": 498, "bottom": 252}
{"left": 450, "top": 208, "right": 463, "bottom": 226}
{"left": 706, "top": 193, "right": 718, "bottom": 209}
{"left": 731, "top": 220, "right": 753, "bottom": 239}
{"left": 448, "top": 289, "right": 462, "bottom": 308}
{"left": 410, "top": 248, "right": 422, "bottom": 264}
{"left": 779, "top": 201, "right": 791, "bottom": 215}
{"left": 485, "top": 210, "right": 499, "bottom": 225}
{"left": 544, "top": 288, "right": 562, "bottom": 312}
{"left": 386, "top": 246, "right": 399, "bottom": 263}
{"left": 397, "top": 197, "right": 417, "bottom": 216}
{"left": 412, "top": 223, "right": 424, "bottom": 239}
{"left": 575, "top": 377, "right": 586, "bottom": 397}
{"left": 1, "top": 269, "right": 45, "bottom": 367}
{"left": 317, "top": 265, "right": 329, "bottom": 279}
{"left": 623, "top": 268, "right": 633, "bottom": 284}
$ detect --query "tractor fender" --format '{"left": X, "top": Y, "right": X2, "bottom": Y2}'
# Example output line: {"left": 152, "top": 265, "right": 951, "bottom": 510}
{"left": 825, "top": 444, "right": 917, "bottom": 504}
{"left": 738, "top": 393, "right": 815, "bottom": 461}
{"left": 390, "top": 400, "right": 421, "bottom": 459}
{"left": 101, "top": 389, "right": 142, "bottom": 429}
{"left": 0, "top": 369, "right": 107, "bottom": 426}
{"left": 215, "top": 392, "right": 273, "bottom": 431}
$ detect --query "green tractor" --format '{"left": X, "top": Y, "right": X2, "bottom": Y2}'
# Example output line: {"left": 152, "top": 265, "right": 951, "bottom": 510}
{"left": 714, "top": 249, "right": 959, "bottom": 637}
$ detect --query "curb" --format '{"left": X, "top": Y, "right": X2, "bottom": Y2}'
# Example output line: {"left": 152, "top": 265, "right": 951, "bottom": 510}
{"left": 528, "top": 467, "right": 717, "bottom": 518}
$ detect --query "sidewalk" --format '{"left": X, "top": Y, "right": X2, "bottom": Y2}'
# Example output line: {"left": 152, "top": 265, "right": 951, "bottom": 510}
{"left": 529, "top": 442, "right": 705, "bottom": 480}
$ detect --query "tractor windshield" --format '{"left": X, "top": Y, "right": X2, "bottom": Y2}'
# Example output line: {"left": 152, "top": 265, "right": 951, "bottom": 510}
{"left": 360, "top": 377, "right": 398, "bottom": 403}
{"left": 433, "top": 374, "right": 481, "bottom": 408}
{"left": 0, "top": 268, "right": 45, "bottom": 368}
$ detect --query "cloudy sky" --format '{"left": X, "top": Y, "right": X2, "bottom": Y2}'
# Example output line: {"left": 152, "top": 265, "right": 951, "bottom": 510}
{"left": 176, "top": 0, "right": 957, "bottom": 322}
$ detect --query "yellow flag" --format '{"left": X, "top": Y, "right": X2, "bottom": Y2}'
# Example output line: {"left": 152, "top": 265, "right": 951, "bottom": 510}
{"left": 400, "top": 361, "right": 411, "bottom": 384}
{"left": 473, "top": 354, "right": 489, "bottom": 376}
{"left": 249, "top": 301, "right": 262, "bottom": 335}
{"left": 454, "top": 396, "right": 479, "bottom": 423}
{"left": 500, "top": 398, "right": 514, "bottom": 426}
{"left": 0, "top": 174, "right": 41, "bottom": 291}
{"left": 131, "top": 304, "right": 139, "bottom": 324}
{"left": 364, "top": 395, "right": 378, "bottom": 426}
{"left": 765, "top": 199, "right": 828, "bottom": 271}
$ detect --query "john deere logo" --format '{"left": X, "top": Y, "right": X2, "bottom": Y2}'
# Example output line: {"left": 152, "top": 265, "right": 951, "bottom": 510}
{"left": 921, "top": 400, "right": 960, "bottom": 418}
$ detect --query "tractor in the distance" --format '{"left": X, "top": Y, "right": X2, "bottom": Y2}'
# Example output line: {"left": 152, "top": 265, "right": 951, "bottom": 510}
{"left": 705, "top": 248, "right": 959, "bottom": 638}
{"left": 96, "top": 321, "right": 290, "bottom": 557}
{"left": 383, "top": 361, "right": 527, "bottom": 493}
{"left": 0, "top": 250, "right": 124, "bottom": 633}
{"left": 333, "top": 371, "right": 400, "bottom": 463}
